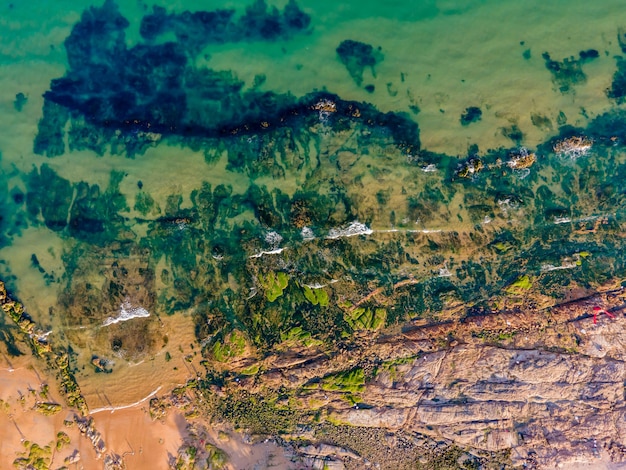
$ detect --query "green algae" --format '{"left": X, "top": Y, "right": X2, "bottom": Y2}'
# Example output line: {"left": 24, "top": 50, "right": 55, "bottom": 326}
{"left": 302, "top": 285, "right": 329, "bottom": 306}
{"left": 280, "top": 326, "right": 323, "bottom": 348}
{"left": 321, "top": 368, "right": 365, "bottom": 394}
{"left": 259, "top": 272, "right": 289, "bottom": 302}
{"left": 239, "top": 363, "right": 261, "bottom": 376}
{"left": 345, "top": 307, "right": 386, "bottom": 331}
{"left": 206, "top": 444, "right": 228, "bottom": 469}
{"left": 13, "top": 442, "right": 52, "bottom": 470}
{"left": 212, "top": 330, "right": 247, "bottom": 362}
{"left": 33, "top": 402, "right": 62, "bottom": 416}
{"left": 505, "top": 275, "right": 533, "bottom": 295}
{"left": 55, "top": 431, "right": 70, "bottom": 451}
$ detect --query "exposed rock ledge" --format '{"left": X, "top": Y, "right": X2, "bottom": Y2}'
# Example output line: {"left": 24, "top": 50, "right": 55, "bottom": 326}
{"left": 223, "top": 286, "right": 626, "bottom": 469}
{"left": 333, "top": 342, "right": 626, "bottom": 468}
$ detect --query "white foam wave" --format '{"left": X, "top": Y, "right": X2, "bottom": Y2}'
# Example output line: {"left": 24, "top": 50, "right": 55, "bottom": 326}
{"left": 438, "top": 267, "right": 452, "bottom": 277}
{"left": 375, "top": 228, "right": 445, "bottom": 234}
{"left": 327, "top": 221, "right": 373, "bottom": 239}
{"left": 265, "top": 231, "right": 283, "bottom": 247}
{"left": 249, "top": 247, "right": 285, "bottom": 259}
{"left": 540, "top": 263, "right": 577, "bottom": 272}
{"left": 36, "top": 330, "right": 53, "bottom": 341}
{"left": 407, "top": 229, "right": 443, "bottom": 234}
{"left": 103, "top": 300, "right": 150, "bottom": 327}
{"left": 302, "top": 283, "right": 326, "bottom": 289}
{"left": 301, "top": 226, "right": 315, "bottom": 240}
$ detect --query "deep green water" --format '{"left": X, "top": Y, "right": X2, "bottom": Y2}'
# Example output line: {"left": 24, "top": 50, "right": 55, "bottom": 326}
{"left": 1, "top": 0, "right": 626, "bottom": 370}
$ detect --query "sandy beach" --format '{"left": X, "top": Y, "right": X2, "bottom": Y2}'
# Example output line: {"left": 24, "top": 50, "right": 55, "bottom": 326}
{"left": 0, "top": 353, "right": 294, "bottom": 469}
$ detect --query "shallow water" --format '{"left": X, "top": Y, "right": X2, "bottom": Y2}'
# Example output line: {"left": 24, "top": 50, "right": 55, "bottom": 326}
{"left": 1, "top": 0, "right": 626, "bottom": 405}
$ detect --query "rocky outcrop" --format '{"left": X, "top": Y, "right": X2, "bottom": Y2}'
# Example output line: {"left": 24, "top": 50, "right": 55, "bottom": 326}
{"left": 334, "top": 343, "right": 626, "bottom": 467}
{"left": 75, "top": 415, "right": 106, "bottom": 458}
{"left": 207, "top": 285, "right": 626, "bottom": 469}
{"left": 319, "top": 294, "right": 626, "bottom": 469}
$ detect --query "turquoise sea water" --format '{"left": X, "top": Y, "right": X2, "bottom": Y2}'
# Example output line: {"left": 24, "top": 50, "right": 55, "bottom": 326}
{"left": 2, "top": 0, "right": 626, "bottom": 404}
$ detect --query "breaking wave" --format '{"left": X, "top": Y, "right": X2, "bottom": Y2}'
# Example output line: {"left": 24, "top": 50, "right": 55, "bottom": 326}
{"left": 103, "top": 300, "right": 151, "bottom": 327}
{"left": 326, "top": 221, "right": 373, "bottom": 239}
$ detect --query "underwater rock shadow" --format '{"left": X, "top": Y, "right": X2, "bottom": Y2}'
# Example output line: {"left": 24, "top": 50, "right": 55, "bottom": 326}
{"left": 36, "top": 0, "right": 418, "bottom": 158}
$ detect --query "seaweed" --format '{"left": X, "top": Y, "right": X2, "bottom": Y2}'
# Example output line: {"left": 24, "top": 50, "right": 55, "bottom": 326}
{"left": 68, "top": 171, "right": 129, "bottom": 245}
{"left": 530, "top": 113, "right": 553, "bottom": 131}
{"left": 460, "top": 106, "right": 482, "bottom": 126}
{"left": 33, "top": 100, "right": 69, "bottom": 157}
{"left": 26, "top": 164, "right": 73, "bottom": 231}
{"left": 541, "top": 51, "right": 589, "bottom": 93}
{"left": 13, "top": 92, "right": 27, "bottom": 112}
{"left": 500, "top": 124, "right": 523, "bottom": 144}
{"left": 607, "top": 57, "right": 626, "bottom": 104}
{"left": 140, "top": 0, "right": 309, "bottom": 54}
{"left": 336, "top": 40, "right": 383, "bottom": 87}
{"left": 246, "top": 184, "right": 284, "bottom": 228}
{"left": 587, "top": 109, "right": 626, "bottom": 142}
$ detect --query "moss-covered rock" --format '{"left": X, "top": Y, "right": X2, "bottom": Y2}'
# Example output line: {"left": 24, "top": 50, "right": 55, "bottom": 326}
{"left": 302, "top": 285, "right": 329, "bottom": 306}
{"left": 258, "top": 272, "right": 289, "bottom": 302}
{"left": 345, "top": 307, "right": 386, "bottom": 330}
{"left": 212, "top": 330, "right": 247, "bottom": 362}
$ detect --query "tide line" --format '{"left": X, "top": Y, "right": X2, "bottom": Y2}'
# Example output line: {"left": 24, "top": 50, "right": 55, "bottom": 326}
{"left": 90, "top": 386, "right": 162, "bottom": 415}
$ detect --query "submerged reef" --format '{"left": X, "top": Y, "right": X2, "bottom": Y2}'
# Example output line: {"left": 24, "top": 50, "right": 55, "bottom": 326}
{"left": 22, "top": 1, "right": 626, "bottom": 365}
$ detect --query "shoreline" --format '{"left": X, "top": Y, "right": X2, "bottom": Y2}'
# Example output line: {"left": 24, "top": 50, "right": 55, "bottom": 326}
{"left": 89, "top": 386, "right": 162, "bottom": 415}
